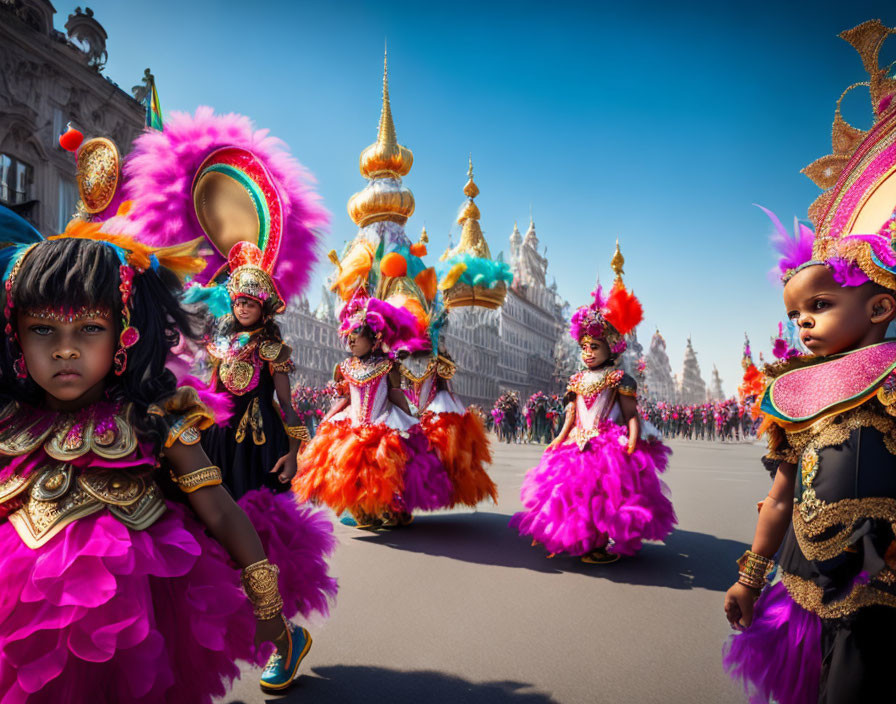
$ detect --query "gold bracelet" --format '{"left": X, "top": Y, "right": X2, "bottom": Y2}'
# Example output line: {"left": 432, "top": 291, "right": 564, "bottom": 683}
{"left": 241, "top": 559, "right": 284, "bottom": 620}
{"left": 736, "top": 550, "right": 774, "bottom": 589}
{"left": 284, "top": 424, "right": 311, "bottom": 442}
{"left": 169, "top": 465, "right": 222, "bottom": 493}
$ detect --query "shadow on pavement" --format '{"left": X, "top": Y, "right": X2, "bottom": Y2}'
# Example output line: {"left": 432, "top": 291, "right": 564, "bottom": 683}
{"left": 350, "top": 512, "right": 747, "bottom": 591}
{"left": 228, "top": 665, "right": 556, "bottom": 704}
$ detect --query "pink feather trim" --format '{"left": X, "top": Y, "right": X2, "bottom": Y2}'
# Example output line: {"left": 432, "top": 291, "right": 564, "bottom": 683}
{"left": 123, "top": 107, "right": 329, "bottom": 301}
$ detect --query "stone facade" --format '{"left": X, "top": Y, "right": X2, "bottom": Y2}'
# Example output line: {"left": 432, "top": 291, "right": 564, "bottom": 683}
{"left": 0, "top": 1, "right": 144, "bottom": 235}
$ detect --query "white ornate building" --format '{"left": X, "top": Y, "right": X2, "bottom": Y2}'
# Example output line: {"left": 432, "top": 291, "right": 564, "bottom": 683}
{"left": 0, "top": 1, "right": 145, "bottom": 234}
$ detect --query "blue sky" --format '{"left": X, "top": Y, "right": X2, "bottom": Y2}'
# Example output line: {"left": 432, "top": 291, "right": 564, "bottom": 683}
{"left": 53, "top": 0, "right": 896, "bottom": 395}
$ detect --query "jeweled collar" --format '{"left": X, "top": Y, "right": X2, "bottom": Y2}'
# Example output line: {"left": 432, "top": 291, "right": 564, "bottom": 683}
{"left": 761, "top": 340, "right": 896, "bottom": 429}
{"left": 0, "top": 399, "right": 137, "bottom": 461}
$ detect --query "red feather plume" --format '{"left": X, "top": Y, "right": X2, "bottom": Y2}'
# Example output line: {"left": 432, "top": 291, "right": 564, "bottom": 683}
{"left": 603, "top": 281, "right": 643, "bottom": 336}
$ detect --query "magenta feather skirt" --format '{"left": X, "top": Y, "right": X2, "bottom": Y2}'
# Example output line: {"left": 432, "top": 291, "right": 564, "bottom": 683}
{"left": 0, "top": 498, "right": 337, "bottom": 704}
{"left": 237, "top": 489, "right": 338, "bottom": 619}
{"left": 399, "top": 427, "right": 454, "bottom": 512}
{"left": 510, "top": 423, "right": 676, "bottom": 556}
{"left": 723, "top": 581, "right": 821, "bottom": 704}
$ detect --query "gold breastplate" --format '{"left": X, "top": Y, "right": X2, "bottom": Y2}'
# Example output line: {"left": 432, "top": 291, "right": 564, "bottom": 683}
{"left": 0, "top": 463, "right": 165, "bottom": 548}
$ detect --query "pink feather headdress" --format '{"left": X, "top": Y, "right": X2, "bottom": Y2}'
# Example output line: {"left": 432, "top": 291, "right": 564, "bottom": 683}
{"left": 569, "top": 282, "right": 643, "bottom": 355}
{"left": 760, "top": 204, "right": 871, "bottom": 287}
{"left": 122, "top": 107, "right": 328, "bottom": 301}
{"left": 338, "top": 294, "right": 430, "bottom": 358}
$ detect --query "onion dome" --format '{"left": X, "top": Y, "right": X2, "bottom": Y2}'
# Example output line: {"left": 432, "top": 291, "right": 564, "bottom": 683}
{"left": 347, "top": 52, "right": 415, "bottom": 227}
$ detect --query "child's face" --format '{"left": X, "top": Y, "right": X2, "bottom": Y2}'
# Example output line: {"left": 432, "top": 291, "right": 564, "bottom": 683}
{"left": 232, "top": 296, "right": 263, "bottom": 327}
{"left": 580, "top": 337, "right": 611, "bottom": 369}
{"left": 17, "top": 309, "right": 116, "bottom": 408}
{"left": 347, "top": 330, "right": 373, "bottom": 357}
{"left": 783, "top": 264, "right": 895, "bottom": 357}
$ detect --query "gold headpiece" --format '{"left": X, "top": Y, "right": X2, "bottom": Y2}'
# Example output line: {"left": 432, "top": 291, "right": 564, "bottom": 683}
{"left": 440, "top": 157, "right": 508, "bottom": 310}
{"left": 803, "top": 20, "right": 896, "bottom": 237}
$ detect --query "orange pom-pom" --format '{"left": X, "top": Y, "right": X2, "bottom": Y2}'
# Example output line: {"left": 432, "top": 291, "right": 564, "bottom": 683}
{"left": 414, "top": 267, "right": 437, "bottom": 302}
{"left": 409, "top": 242, "right": 428, "bottom": 257}
{"left": 380, "top": 252, "right": 408, "bottom": 278}
{"left": 603, "top": 281, "right": 643, "bottom": 336}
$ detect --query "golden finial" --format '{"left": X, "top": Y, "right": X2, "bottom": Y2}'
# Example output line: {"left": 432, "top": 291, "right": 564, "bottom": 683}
{"left": 420, "top": 225, "right": 428, "bottom": 243}
{"left": 463, "top": 155, "right": 479, "bottom": 199}
{"left": 347, "top": 49, "right": 415, "bottom": 226}
{"left": 441, "top": 157, "right": 491, "bottom": 261}
{"left": 610, "top": 239, "right": 624, "bottom": 282}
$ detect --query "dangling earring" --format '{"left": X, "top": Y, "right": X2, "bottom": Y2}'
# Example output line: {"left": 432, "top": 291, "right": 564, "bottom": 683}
{"left": 13, "top": 353, "right": 26, "bottom": 379}
{"left": 113, "top": 346, "right": 128, "bottom": 376}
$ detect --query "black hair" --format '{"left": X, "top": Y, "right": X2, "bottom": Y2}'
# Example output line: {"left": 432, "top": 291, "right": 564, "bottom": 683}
{"left": 0, "top": 237, "right": 204, "bottom": 448}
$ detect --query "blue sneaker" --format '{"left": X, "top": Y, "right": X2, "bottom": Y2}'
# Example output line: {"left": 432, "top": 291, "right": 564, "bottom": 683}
{"left": 259, "top": 622, "right": 312, "bottom": 693}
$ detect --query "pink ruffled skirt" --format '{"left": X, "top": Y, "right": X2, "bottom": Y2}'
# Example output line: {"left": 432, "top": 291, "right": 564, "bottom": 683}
{"left": 0, "top": 497, "right": 337, "bottom": 704}
{"left": 510, "top": 423, "right": 676, "bottom": 556}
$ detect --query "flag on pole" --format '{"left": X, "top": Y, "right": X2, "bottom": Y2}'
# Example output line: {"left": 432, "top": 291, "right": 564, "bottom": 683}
{"left": 146, "top": 77, "right": 163, "bottom": 131}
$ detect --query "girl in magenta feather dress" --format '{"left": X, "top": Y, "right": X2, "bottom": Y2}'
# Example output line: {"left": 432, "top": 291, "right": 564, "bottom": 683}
{"left": 0, "top": 210, "right": 335, "bottom": 702}
{"left": 511, "top": 254, "right": 676, "bottom": 564}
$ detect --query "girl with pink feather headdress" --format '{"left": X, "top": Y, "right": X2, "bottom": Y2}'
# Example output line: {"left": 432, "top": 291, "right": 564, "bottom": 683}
{"left": 292, "top": 293, "right": 452, "bottom": 528}
{"left": 510, "top": 247, "right": 676, "bottom": 564}
{"left": 119, "top": 108, "right": 338, "bottom": 693}
{"left": 722, "top": 20, "right": 896, "bottom": 704}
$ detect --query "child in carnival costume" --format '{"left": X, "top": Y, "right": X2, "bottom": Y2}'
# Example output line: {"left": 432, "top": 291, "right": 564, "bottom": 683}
{"left": 400, "top": 309, "right": 498, "bottom": 509}
{"left": 0, "top": 209, "right": 324, "bottom": 701}
{"left": 293, "top": 294, "right": 451, "bottom": 527}
{"left": 723, "top": 20, "right": 896, "bottom": 704}
{"left": 511, "top": 246, "right": 676, "bottom": 564}
{"left": 113, "top": 109, "right": 338, "bottom": 652}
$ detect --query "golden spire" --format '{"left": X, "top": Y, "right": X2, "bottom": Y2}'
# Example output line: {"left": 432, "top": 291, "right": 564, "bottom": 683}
{"left": 610, "top": 239, "right": 625, "bottom": 283}
{"left": 442, "top": 156, "right": 492, "bottom": 260}
{"left": 347, "top": 49, "right": 415, "bottom": 227}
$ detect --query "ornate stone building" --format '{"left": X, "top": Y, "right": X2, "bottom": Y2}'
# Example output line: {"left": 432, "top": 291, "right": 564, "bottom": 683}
{"left": 0, "top": 1, "right": 145, "bottom": 234}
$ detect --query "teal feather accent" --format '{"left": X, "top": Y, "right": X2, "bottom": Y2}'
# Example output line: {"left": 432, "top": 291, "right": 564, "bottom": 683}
{"left": 183, "top": 282, "right": 232, "bottom": 318}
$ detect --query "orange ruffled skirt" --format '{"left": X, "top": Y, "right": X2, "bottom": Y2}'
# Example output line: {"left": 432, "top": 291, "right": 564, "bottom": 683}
{"left": 293, "top": 419, "right": 406, "bottom": 515}
{"left": 421, "top": 411, "right": 497, "bottom": 507}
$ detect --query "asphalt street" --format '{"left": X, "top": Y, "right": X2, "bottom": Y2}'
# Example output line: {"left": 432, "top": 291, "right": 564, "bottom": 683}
{"left": 223, "top": 437, "right": 768, "bottom": 704}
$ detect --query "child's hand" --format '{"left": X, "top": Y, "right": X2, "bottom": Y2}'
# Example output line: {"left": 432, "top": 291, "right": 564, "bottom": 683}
{"left": 271, "top": 453, "right": 298, "bottom": 484}
{"left": 724, "top": 582, "right": 760, "bottom": 630}
{"left": 546, "top": 438, "right": 561, "bottom": 452}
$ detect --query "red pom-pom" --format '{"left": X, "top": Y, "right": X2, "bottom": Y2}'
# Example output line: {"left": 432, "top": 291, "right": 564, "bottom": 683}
{"left": 603, "top": 281, "right": 643, "bottom": 336}
{"left": 59, "top": 124, "right": 84, "bottom": 153}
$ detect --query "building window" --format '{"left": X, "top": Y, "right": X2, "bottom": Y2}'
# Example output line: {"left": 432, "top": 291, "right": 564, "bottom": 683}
{"left": 0, "top": 154, "right": 34, "bottom": 205}
{"left": 58, "top": 177, "right": 79, "bottom": 231}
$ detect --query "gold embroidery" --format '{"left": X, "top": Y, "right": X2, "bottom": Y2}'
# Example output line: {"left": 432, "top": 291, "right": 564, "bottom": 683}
{"left": 148, "top": 387, "right": 216, "bottom": 448}
{"left": 792, "top": 497, "right": 896, "bottom": 561}
{"left": 798, "top": 448, "right": 825, "bottom": 522}
{"left": 781, "top": 570, "right": 896, "bottom": 619}
{"left": 342, "top": 357, "right": 392, "bottom": 386}
{"left": 4, "top": 464, "right": 166, "bottom": 549}
{"left": 399, "top": 358, "right": 435, "bottom": 385}
{"left": 170, "top": 466, "right": 223, "bottom": 493}
{"left": 785, "top": 406, "right": 896, "bottom": 458}
{"left": 259, "top": 340, "right": 284, "bottom": 362}
{"left": 567, "top": 369, "right": 625, "bottom": 397}
{"left": 234, "top": 398, "right": 266, "bottom": 445}
{"left": 436, "top": 355, "right": 456, "bottom": 380}
{"left": 0, "top": 405, "right": 137, "bottom": 461}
